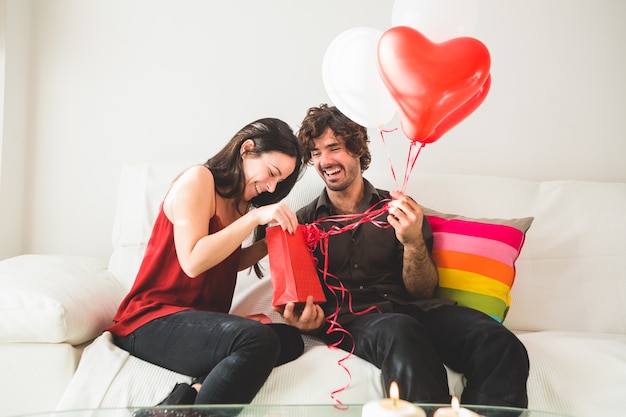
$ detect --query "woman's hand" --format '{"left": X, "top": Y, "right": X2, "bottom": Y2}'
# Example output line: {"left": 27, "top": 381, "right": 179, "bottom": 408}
{"left": 253, "top": 202, "right": 298, "bottom": 234}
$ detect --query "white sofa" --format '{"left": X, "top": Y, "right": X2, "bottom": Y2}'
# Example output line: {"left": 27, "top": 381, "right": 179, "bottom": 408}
{"left": 1, "top": 160, "right": 625, "bottom": 417}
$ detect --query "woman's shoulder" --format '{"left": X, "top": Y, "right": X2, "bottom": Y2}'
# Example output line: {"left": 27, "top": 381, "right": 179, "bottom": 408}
{"left": 173, "top": 164, "right": 214, "bottom": 187}
{"left": 183, "top": 163, "right": 212, "bottom": 178}
{"left": 165, "top": 165, "right": 215, "bottom": 207}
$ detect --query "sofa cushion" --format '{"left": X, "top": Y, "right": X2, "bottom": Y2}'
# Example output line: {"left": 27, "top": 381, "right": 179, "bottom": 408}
{"left": 425, "top": 208, "right": 533, "bottom": 322}
{"left": 0, "top": 255, "right": 126, "bottom": 344}
{"left": 516, "top": 331, "right": 626, "bottom": 417}
{"left": 109, "top": 160, "right": 193, "bottom": 290}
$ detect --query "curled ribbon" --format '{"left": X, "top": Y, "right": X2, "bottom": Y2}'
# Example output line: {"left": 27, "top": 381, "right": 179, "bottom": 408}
{"left": 302, "top": 199, "right": 393, "bottom": 405}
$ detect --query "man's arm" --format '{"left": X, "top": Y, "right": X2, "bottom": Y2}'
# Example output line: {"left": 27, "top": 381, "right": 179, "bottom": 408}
{"left": 387, "top": 191, "right": 438, "bottom": 299}
{"left": 401, "top": 238, "right": 438, "bottom": 299}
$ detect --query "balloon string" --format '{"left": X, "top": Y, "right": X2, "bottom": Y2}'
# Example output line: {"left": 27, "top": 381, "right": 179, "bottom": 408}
{"left": 378, "top": 127, "right": 400, "bottom": 191}
{"left": 378, "top": 127, "right": 426, "bottom": 193}
{"left": 402, "top": 141, "right": 425, "bottom": 192}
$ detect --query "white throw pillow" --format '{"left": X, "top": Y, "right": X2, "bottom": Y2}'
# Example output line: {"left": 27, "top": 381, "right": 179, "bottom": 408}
{"left": 0, "top": 254, "right": 126, "bottom": 344}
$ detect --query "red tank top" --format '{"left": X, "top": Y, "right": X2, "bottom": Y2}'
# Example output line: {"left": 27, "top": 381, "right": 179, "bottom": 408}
{"left": 107, "top": 204, "right": 241, "bottom": 337}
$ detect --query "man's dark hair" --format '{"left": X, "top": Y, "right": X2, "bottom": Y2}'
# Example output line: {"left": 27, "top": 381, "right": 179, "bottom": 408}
{"left": 297, "top": 104, "right": 371, "bottom": 171}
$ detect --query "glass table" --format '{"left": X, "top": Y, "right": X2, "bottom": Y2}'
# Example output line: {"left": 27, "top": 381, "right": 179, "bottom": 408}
{"left": 8, "top": 404, "right": 576, "bottom": 417}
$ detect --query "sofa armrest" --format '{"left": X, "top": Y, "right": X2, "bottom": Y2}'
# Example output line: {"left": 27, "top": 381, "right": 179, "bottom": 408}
{"left": 0, "top": 255, "right": 126, "bottom": 345}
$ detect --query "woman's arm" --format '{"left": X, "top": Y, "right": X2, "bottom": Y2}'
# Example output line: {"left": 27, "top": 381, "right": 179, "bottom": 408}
{"left": 163, "top": 166, "right": 253, "bottom": 277}
{"left": 163, "top": 166, "right": 297, "bottom": 278}
{"left": 237, "top": 239, "right": 268, "bottom": 271}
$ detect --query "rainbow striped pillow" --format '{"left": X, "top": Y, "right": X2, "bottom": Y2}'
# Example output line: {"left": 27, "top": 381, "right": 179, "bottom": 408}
{"left": 425, "top": 208, "right": 533, "bottom": 323}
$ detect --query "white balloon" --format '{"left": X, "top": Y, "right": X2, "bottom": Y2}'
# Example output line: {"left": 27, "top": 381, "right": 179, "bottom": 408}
{"left": 391, "top": 0, "right": 478, "bottom": 42}
{"left": 322, "top": 27, "right": 397, "bottom": 128}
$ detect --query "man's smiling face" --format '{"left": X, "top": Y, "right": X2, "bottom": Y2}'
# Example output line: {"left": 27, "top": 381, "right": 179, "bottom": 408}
{"left": 310, "top": 128, "right": 361, "bottom": 192}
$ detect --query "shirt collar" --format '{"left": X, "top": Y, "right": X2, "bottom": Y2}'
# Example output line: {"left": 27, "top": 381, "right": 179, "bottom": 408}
{"left": 313, "top": 177, "right": 384, "bottom": 217}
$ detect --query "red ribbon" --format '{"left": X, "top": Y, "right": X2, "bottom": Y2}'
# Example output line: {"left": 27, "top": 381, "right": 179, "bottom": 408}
{"left": 302, "top": 199, "right": 392, "bottom": 405}
{"left": 302, "top": 126, "right": 427, "bottom": 404}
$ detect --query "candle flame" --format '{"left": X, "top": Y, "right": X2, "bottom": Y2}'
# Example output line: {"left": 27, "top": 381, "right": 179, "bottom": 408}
{"left": 389, "top": 381, "right": 399, "bottom": 406}
{"left": 451, "top": 396, "right": 460, "bottom": 410}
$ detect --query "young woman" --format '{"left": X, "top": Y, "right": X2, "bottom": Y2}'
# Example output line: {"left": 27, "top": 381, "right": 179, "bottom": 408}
{"left": 107, "top": 118, "right": 305, "bottom": 405}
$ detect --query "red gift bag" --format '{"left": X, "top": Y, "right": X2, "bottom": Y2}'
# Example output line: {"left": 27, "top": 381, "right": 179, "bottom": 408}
{"left": 266, "top": 224, "right": 326, "bottom": 307}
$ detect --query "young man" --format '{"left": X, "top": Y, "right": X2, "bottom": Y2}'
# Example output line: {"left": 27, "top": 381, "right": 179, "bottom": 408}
{"left": 278, "top": 104, "right": 529, "bottom": 408}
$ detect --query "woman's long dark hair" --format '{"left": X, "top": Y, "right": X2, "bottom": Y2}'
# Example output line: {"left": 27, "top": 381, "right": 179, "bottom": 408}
{"left": 205, "top": 117, "right": 304, "bottom": 277}
{"left": 205, "top": 118, "right": 303, "bottom": 208}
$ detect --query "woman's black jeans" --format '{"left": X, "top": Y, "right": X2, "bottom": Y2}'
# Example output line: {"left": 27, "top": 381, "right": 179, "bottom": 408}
{"left": 113, "top": 310, "right": 303, "bottom": 404}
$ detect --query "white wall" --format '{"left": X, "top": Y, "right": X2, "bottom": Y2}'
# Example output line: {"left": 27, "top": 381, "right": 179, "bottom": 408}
{"left": 0, "top": 0, "right": 30, "bottom": 258}
{"left": 2, "top": 0, "right": 625, "bottom": 260}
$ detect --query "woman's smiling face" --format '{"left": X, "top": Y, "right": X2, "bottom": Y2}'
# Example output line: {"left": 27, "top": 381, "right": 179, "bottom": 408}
{"left": 241, "top": 141, "right": 296, "bottom": 201}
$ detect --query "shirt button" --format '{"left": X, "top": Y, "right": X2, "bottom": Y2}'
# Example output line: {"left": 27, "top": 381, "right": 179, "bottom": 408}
{"left": 353, "top": 263, "right": 358, "bottom": 269}
{"left": 359, "top": 285, "right": 364, "bottom": 290}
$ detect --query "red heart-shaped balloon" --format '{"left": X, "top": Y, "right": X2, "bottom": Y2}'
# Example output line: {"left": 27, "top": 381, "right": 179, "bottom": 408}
{"left": 377, "top": 26, "right": 491, "bottom": 143}
{"left": 421, "top": 74, "right": 491, "bottom": 144}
